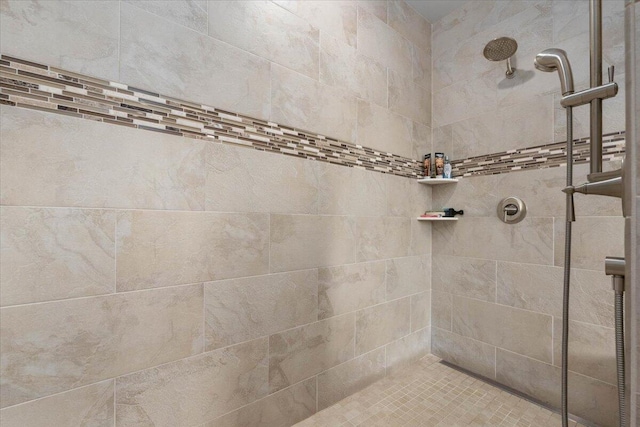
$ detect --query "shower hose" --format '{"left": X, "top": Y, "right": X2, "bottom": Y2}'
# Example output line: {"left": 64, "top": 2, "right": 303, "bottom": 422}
{"left": 615, "top": 290, "right": 625, "bottom": 426}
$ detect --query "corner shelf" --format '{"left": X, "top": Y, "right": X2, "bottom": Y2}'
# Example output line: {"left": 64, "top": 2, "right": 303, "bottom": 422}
{"left": 417, "top": 217, "right": 459, "bottom": 221}
{"left": 417, "top": 177, "right": 458, "bottom": 185}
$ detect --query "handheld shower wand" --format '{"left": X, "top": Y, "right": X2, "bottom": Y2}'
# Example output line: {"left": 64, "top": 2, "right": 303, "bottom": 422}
{"left": 534, "top": 48, "right": 575, "bottom": 95}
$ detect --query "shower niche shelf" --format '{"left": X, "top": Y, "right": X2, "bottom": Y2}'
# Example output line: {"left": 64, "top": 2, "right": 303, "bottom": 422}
{"left": 417, "top": 178, "right": 459, "bottom": 185}
{"left": 417, "top": 217, "right": 458, "bottom": 221}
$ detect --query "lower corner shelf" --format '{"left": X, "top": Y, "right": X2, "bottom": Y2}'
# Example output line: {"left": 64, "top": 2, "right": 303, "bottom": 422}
{"left": 417, "top": 217, "right": 459, "bottom": 221}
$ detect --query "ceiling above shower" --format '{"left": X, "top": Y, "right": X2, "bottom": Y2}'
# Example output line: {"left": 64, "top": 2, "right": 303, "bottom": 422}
{"left": 405, "top": 0, "right": 468, "bottom": 23}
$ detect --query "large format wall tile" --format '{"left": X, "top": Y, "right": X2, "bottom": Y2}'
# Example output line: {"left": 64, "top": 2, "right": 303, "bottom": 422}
{"left": 120, "top": 3, "right": 271, "bottom": 120}
{"left": 209, "top": 377, "right": 316, "bottom": 427}
{"left": 274, "top": 1, "right": 357, "bottom": 47}
{"left": 124, "top": 0, "right": 208, "bottom": 33}
{"left": 388, "top": 70, "right": 431, "bottom": 126}
{"left": 317, "top": 163, "right": 387, "bottom": 217}
{"left": 205, "top": 143, "right": 319, "bottom": 214}
{"left": 208, "top": 1, "right": 319, "bottom": 79}
{"left": 0, "top": 207, "right": 115, "bottom": 307}
{"left": 431, "top": 255, "right": 496, "bottom": 302}
{"left": 116, "top": 338, "right": 268, "bottom": 427}
{"left": 554, "top": 216, "right": 625, "bottom": 270}
{"left": 317, "top": 347, "right": 386, "bottom": 410}
{"left": 356, "top": 217, "right": 411, "bottom": 262}
{"left": 552, "top": 319, "right": 616, "bottom": 385}
{"left": 0, "top": 285, "right": 203, "bottom": 407}
{"left": 431, "top": 290, "right": 452, "bottom": 331}
{"left": 497, "top": 262, "right": 614, "bottom": 328}
{"left": 357, "top": 7, "right": 412, "bottom": 77}
{"left": 386, "top": 255, "right": 430, "bottom": 300}
{"left": 355, "top": 298, "right": 411, "bottom": 355}
{"left": 432, "top": 327, "right": 496, "bottom": 379}
{"left": 0, "top": 0, "right": 119, "bottom": 81}
{"left": 0, "top": 380, "right": 114, "bottom": 427}
{"left": 452, "top": 295, "right": 553, "bottom": 363}
{"left": 318, "top": 261, "right": 386, "bottom": 319}
{"left": 411, "top": 291, "right": 431, "bottom": 331}
{"left": 386, "top": 173, "right": 428, "bottom": 218}
{"left": 271, "top": 64, "right": 357, "bottom": 143}
{"left": 270, "top": 214, "right": 356, "bottom": 272}
{"left": 496, "top": 349, "right": 618, "bottom": 427}
{"left": 385, "top": 327, "right": 431, "bottom": 374}
{"left": 204, "top": 270, "right": 318, "bottom": 350}
{"left": 320, "top": 35, "right": 387, "bottom": 106}
{"left": 388, "top": 0, "right": 431, "bottom": 53}
{"left": 269, "top": 314, "right": 355, "bottom": 393}
{"left": 433, "top": 217, "right": 554, "bottom": 265}
{"left": 116, "top": 211, "right": 269, "bottom": 291}
{"left": 0, "top": 107, "right": 206, "bottom": 210}
{"left": 357, "top": 100, "right": 414, "bottom": 158}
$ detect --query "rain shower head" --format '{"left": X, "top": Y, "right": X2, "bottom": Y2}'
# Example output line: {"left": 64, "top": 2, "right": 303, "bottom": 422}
{"left": 483, "top": 37, "right": 518, "bottom": 79}
{"left": 534, "top": 48, "right": 574, "bottom": 95}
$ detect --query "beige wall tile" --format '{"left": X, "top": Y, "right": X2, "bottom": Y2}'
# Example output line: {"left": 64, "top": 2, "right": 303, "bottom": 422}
{"left": 388, "top": 0, "right": 431, "bottom": 53}
{"left": 386, "top": 255, "right": 430, "bottom": 300}
{"left": 357, "top": 7, "right": 412, "bottom": 77}
{"left": 432, "top": 255, "right": 496, "bottom": 302}
{"left": 0, "top": 380, "right": 113, "bottom": 427}
{"left": 271, "top": 64, "right": 357, "bottom": 143}
{"left": 124, "top": 0, "right": 208, "bottom": 33}
{"left": 270, "top": 214, "right": 356, "bottom": 272}
{"left": 412, "top": 121, "right": 432, "bottom": 161}
{"left": 410, "top": 217, "right": 432, "bottom": 256}
{"left": 431, "top": 290, "right": 452, "bottom": 331}
{"left": 0, "top": 0, "right": 119, "bottom": 81}
{"left": 319, "top": 35, "right": 387, "bottom": 106}
{"left": 205, "top": 270, "right": 318, "bottom": 351}
{"left": 317, "top": 348, "right": 386, "bottom": 410}
{"left": 1, "top": 285, "right": 203, "bottom": 407}
{"left": 0, "top": 207, "right": 115, "bottom": 307}
{"left": 0, "top": 107, "right": 206, "bottom": 210}
{"left": 497, "top": 262, "right": 614, "bottom": 328}
{"left": 554, "top": 216, "right": 625, "bottom": 270}
{"left": 116, "top": 211, "right": 269, "bottom": 291}
{"left": 209, "top": 377, "right": 316, "bottom": 427}
{"left": 432, "top": 125, "right": 453, "bottom": 160}
{"left": 496, "top": 348, "right": 618, "bottom": 427}
{"left": 274, "top": 0, "right": 357, "bottom": 47}
{"left": 411, "top": 44, "right": 432, "bottom": 92}
{"left": 317, "top": 164, "right": 387, "bottom": 217}
{"left": 205, "top": 143, "right": 319, "bottom": 214}
{"left": 116, "top": 338, "right": 268, "bottom": 427}
{"left": 318, "top": 261, "right": 386, "bottom": 319}
{"left": 432, "top": 72, "right": 496, "bottom": 128}
{"left": 452, "top": 295, "right": 553, "bottom": 363}
{"left": 269, "top": 313, "right": 355, "bottom": 393}
{"left": 552, "top": 319, "right": 616, "bottom": 385}
{"left": 410, "top": 291, "right": 431, "bottom": 331}
{"left": 355, "top": 297, "right": 411, "bottom": 355}
{"left": 358, "top": 1, "right": 387, "bottom": 24}
{"left": 388, "top": 70, "right": 431, "bottom": 126}
{"left": 356, "top": 100, "right": 414, "bottom": 159}
{"left": 432, "top": 217, "right": 554, "bottom": 265}
{"left": 385, "top": 327, "right": 431, "bottom": 374}
{"left": 386, "top": 174, "right": 426, "bottom": 218}
{"left": 356, "top": 216, "right": 411, "bottom": 262}
{"left": 432, "top": 327, "right": 496, "bottom": 379}
{"left": 208, "top": 1, "right": 319, "bottom": 79}
{"left": 120, "top": 3, "right": 271, "bottom": 120}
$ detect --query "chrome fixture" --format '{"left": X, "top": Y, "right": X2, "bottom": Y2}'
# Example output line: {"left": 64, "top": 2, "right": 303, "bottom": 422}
{"left": 497, "top": 196, "right": 526, "bottom": 224}
{"left": 605, "top": 257, "right": 626, "bottom": 427}
{"left": 535, "top": 1, "right": 623, "bottom": 426}
{"left": 483, "top": 37, "right": 518, "bottom": 79}
{"left": 534, "top": 48, "right": 575, "bottom": 95}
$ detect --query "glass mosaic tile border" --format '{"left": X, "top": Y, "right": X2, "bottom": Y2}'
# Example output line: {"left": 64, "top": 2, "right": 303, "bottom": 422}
{"left": 0, "top": 54, "right": 625, "bottom": 180}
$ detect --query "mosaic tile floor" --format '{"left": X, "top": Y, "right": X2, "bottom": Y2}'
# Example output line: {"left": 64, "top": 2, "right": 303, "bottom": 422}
{"left": 295, "top": 354, "right": 591, "bottom": 427}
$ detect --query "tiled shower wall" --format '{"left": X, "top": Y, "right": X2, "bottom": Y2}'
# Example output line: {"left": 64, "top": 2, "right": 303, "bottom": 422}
{"left": 430, "top": 1, "right": 626, "bottom": 426}
{"left": 0, "top": 1, "right": 433, "bottom": 426}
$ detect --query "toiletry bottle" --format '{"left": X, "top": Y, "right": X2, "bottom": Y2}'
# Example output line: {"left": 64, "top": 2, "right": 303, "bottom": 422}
{"left": 443, "top": 156, "right": 452, "bottom": 179}
{"left": 435, "top": 153, "right": 445, "bottom": 177}
{"left": 423, "top": 154, "right": 431, "bottom": 178}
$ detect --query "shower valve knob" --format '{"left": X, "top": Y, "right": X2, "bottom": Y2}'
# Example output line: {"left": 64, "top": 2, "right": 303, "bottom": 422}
{"left": 608, "top": 65, "right": 615, "bottom": 83}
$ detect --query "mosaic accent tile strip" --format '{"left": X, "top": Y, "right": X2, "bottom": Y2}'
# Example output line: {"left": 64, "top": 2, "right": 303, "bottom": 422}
{"left": 0, "top": 54, "right": 423, "bottom": 179}
{"left": 451, "top": 133, "right": 626, "bottom": 178}
{"left": 0, "top": 54, "right": 625, "bottom": 181}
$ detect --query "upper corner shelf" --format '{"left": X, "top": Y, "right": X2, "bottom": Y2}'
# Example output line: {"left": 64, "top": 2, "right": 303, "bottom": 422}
{"left": 417, "top": 177, "right": 459, "bottom": 185}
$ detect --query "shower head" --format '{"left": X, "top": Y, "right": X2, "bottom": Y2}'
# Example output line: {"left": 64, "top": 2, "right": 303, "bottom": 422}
{"left": 483, "top": 37, "right": 518, "bottom": 79}
{"left": 534, "top": 48, "right": 574, "bottom": 95}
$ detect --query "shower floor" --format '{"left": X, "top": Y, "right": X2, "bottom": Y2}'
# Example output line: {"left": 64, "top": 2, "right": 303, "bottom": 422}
{"left": 295, "top": 354, "right": 591, "bottom": 427}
